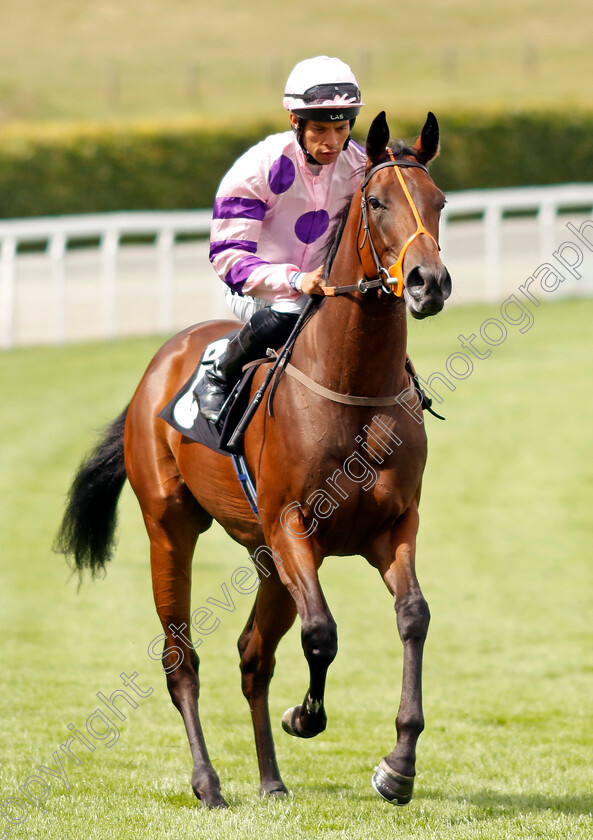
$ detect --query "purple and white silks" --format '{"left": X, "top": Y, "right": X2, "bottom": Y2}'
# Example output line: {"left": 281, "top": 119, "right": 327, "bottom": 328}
{"left": 209, "top": 130, "right": 366, "bottom": 308}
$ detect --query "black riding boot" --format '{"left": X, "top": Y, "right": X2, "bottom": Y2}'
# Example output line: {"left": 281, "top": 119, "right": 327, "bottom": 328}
{"left": 195, "top": 307, "right": 298, "bottom": 424}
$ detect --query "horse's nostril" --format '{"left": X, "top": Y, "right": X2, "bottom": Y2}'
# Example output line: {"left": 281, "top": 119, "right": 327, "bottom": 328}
{"left": 405, "top": 267, "right": 424, "bottom": 298}
{"left": 441, "top": 270, "right": 452, "bottom": 300}
{"left": 406, "top": 264, "right": 452, "bottom": 301}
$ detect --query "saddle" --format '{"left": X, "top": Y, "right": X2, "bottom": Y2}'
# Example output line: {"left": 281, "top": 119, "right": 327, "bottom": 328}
{"left": 158, "top": 331, "right": 272, "bottom": 515}
{"left": 159, "top": 332, "right": 259, "bottom": 449}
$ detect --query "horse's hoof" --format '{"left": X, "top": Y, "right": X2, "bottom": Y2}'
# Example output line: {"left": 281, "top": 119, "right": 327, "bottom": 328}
{"left": 281, "top": 704, "right": 325, "bottom": 739}
{"left": 198, "top": 792, "right": 228, "bottom": 809}
{"left": 371, "top": 759, "right": 414, "bottom": 805}
{"left": 193, "top": 780, "right": 228, "bottom": 809}
{"left": 259, "top": 782, "right": 289, "bottom": 798}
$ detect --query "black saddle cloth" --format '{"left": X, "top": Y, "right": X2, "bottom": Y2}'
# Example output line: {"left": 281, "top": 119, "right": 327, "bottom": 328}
{"left": 157, "top": 332, "right": 263, "bottom": 455}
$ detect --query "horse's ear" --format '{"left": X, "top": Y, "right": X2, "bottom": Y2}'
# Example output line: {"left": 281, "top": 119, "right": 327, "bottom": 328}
{"left": 366, "top": 111, "right": 390, "bottom": 165}
{"left": 414, "top": 112, "right": 440, "bottom": 165}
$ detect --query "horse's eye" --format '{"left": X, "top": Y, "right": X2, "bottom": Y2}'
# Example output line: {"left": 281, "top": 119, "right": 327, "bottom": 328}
{"left": 368, "top": 196, "right": 382, "bottom": 211}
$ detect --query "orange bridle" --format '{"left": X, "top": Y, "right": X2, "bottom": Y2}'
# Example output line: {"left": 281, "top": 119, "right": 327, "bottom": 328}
{"left": 357, "top": 151, "right": 440, "bottom": 296}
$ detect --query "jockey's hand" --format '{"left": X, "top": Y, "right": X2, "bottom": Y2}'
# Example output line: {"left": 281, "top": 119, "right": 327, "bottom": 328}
{"left": 300, "top": 265, "right": 326, "bottom": 296}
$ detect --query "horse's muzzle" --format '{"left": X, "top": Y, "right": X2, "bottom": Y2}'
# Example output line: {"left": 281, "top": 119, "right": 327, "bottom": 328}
{"left": 404, "top": 264, "right": 452, "bottom": 319}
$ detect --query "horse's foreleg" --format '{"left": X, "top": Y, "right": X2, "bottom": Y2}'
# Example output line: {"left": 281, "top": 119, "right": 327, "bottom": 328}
{"left": 366, "top": 501, "right": 430, "bottom": 805}
{"left": 265, "top": 529, "right": 337, "bottom": 740}
{"left": 143, "top": 499, "right": 227, "bottom": 809}
{"left": 238, "top": 564, "right": 297, "bottom": 795}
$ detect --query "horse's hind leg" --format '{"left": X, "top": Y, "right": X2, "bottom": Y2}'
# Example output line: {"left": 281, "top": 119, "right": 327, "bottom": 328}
{"left": 137, "top": 481, "right": 226, "bottom": 808}
{"left": 238, "top": 561, "right": 297, "bottom": 796}
{"left": 366, "top": 502, "right": 430, "bottom": 806}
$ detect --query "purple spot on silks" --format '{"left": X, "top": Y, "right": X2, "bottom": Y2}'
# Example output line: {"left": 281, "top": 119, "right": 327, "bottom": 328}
{"left": 269, "top": 155, "right": 296, "bottom": 195}
{"left": 295, "top": 210, "right": 330, "bottom": 244}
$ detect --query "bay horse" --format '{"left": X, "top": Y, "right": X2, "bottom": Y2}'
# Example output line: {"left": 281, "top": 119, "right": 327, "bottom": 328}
{"left": 56, "top": 111, "right": 451, "bottom": 808}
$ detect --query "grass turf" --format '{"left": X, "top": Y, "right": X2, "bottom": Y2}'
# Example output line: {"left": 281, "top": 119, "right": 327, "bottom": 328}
{"left": 0, "top": 297, "right": 592, "bottom": 838}
{"left": 0, "top": 0, "right": 592, "bottom": 123}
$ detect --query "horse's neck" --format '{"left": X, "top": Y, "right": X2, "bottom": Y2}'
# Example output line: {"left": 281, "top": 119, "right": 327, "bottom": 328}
{"left": 298, "top": 209, "right": 409, "bottom": 397}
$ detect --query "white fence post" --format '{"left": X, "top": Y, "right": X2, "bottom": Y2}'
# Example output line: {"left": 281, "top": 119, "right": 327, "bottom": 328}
{"left": 538, "top": 202, "right": 557, "bottom": 266}
{"left": 49, "top": 232, "right": 67, "bottom": 344}
{"left": 157, "top": 229, "right": 175, "bottom": 334}
{"left": 101, "top": 228, "right": 120, "bottom": 340}
{"left": 484, "top": 204, "right": 502, "bottom": 303}
{"left": 0, "top": 236, "right": 17, "bottom": 350}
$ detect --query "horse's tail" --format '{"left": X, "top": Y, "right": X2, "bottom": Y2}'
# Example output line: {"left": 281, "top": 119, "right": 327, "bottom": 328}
{"left": 54, "top": 405, "right": 129, "bottom": 577}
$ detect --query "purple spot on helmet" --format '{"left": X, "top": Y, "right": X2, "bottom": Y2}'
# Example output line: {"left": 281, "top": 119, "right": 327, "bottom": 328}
{"left": 295, "top": 210, "right": 330, "bottom": 244}
{"left": 269, "top": 155, "right": 296, "bottom": 195}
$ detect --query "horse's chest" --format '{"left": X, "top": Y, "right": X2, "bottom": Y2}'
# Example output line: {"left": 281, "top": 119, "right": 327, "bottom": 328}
{"left": 297, "top": 450, "right": 423, "bottom": 540}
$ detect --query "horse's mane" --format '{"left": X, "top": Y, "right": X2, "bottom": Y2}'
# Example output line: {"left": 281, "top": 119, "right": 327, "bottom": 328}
{"left": 389, "top": 139, "right": 419, "bottom": 159}
{"left": 322, "top": 203, "right": 352, "bottom": 281}
{"left": 322, "top": 140, "right": 419, "bottom": 280}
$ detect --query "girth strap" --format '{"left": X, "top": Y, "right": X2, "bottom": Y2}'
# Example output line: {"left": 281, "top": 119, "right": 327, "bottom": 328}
{"left": 284, "top": 362, "right": 413, "bottom": 407}
{"left": 284, "top": 362, "right": 445, "bottom": 419}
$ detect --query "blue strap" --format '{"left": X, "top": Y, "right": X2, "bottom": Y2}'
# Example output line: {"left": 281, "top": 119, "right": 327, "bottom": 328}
{"left": 231, "top": 453, "right": 259, "bottom": 517}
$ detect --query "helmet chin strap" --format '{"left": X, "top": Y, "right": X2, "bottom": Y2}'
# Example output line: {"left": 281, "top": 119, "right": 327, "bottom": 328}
{"left": 294, "top": 117, "right": 355, "bottom": 164}
{"left": 296, "top": 119, "right": 320, "bottom": 164}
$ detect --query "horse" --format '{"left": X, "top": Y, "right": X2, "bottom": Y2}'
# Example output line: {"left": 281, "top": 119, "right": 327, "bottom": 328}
{"left": 55, "top": 110, "right": 451, "bottom": 809}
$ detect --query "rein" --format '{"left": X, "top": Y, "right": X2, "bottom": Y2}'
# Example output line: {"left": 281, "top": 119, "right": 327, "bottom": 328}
{"left": 322, "top": 151, "right": 440, "bottom": 297}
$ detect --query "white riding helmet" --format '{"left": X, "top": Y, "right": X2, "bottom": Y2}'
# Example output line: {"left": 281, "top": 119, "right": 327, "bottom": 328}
{"left": 283, "top": 56, "right": 364, "bottom": 122}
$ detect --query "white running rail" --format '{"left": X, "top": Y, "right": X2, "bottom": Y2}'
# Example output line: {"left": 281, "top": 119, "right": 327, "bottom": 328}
{"left": 2, "top": 185, "right": 593, "bottom": 349}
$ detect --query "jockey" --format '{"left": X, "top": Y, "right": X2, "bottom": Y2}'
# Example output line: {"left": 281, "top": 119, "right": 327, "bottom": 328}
{"left": 195, "top": 55, "right": 366, "bottom": 424}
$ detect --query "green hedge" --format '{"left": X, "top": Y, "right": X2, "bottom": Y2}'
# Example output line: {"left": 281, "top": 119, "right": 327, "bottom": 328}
{"left": 1, "top": 110, "right": 592, "bottom": 219}
{"left": 426, "top": 110, "right": 593, "bottom": 193}
{"left": 0, "top": 119, "right": 277, "bottom": 218}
